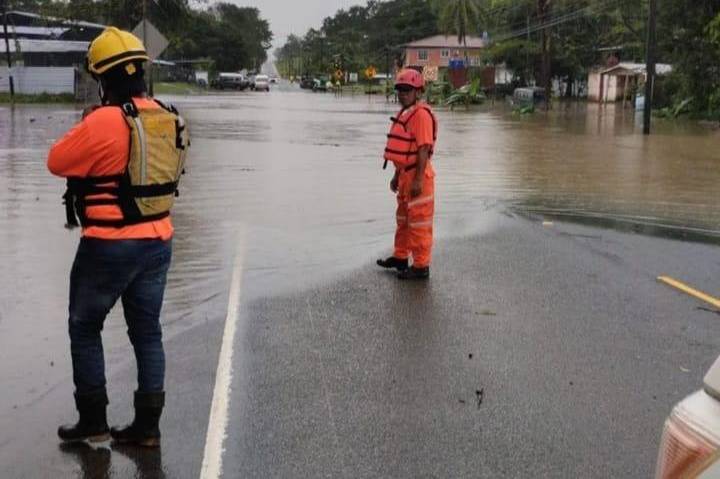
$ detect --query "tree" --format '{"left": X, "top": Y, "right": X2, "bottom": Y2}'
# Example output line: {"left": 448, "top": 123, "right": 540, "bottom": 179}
{"left": 438, "top": 0, "right": 482, "bottom": 54}
{"left": 275, "top": 0, "right": 440, "bottom": 78}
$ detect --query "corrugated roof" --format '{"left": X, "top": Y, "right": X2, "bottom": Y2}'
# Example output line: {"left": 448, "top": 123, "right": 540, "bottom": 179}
{"left": 404, "top": 35, "right": 486, "bottom": 49}
{"left": 7, "top": 39, "right": 89, "bottom": 53}
{"left": 600, "top": 62, "right": 673, "bottom": 76}
{"left": 8, "top": 10, "right": 106, "bottom": 29}
{"left": 2, "top": 26, "right": 70, "bottom": 37}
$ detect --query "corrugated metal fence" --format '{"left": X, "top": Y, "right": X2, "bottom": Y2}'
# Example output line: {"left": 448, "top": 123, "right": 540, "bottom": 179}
{"left": 0, "top": 67, "right": 76, "bottom": 95}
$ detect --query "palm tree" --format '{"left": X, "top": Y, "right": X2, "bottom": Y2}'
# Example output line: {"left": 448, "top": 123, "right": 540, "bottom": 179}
{"left": 438, "top": 0, "right": 482, "bottom": 57}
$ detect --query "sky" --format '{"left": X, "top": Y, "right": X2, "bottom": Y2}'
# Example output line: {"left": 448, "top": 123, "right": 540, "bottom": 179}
{"left": 230, "top": 0, "right": 363, "bottom": 50}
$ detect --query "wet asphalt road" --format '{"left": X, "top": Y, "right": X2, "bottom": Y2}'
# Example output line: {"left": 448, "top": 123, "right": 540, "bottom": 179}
{"left": 220, "top": 212, "right": 720, "bottom": 479}
{"left": 1, "top": 86, "right": 720, "bottom": 478}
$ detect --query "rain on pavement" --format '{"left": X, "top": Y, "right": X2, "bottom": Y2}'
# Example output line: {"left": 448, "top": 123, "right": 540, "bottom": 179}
{"left": 1, "top": 83, "right": 720, "bottom": 477}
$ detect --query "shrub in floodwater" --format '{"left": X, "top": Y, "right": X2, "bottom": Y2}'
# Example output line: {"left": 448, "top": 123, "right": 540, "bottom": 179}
{"left": 444, "top": 79, "right": 485, "bottom": 109}
{"left": 513, "top": 104, "right": 536, "bottom": 115}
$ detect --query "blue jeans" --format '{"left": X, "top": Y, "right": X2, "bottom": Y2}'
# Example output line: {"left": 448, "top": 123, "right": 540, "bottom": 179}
{"left": 68, "top": 238, "right": 172, "bottom": 395}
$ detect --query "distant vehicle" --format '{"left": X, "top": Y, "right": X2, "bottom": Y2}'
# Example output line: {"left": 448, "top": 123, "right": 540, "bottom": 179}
{"left": 512, "top": 87, "right": 546, "bottom": 107}
{"left": 253, "top": 75, "right": 270, "bottom": 92}
{"left": 312, "top": 77, "right": 329, "bottom": 92}
{"left": 655, "top": 355, "right": 720, "bottom": 478}
{"left": 269, "top": 76, "right": 278, "bottom": 84}
{"left": 212, "top": 73, "right": 249, "bottom": 91}
{"left": 299, "top": 77, "right": 315, "bottom": 90}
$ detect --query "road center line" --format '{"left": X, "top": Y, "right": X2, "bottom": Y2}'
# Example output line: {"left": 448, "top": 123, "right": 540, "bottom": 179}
{"left": 200, "top": 235, "right": 245, "bottom": 479}
{"left": 657, "top": 276, "right": 720, "bottom": 309}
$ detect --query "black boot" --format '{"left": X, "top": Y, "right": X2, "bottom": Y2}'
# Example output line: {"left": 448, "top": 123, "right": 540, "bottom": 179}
{"left": 111, "top": 391, "right": 165, "bottom": 447}
{"left": 376, "top": 256, "right": 409, "bottom": 271}
{"left": 397, "top": 266, "right": 430, "bottom": 280}
{"left": 58, "top": 389, "right": 110, "bottom": 443}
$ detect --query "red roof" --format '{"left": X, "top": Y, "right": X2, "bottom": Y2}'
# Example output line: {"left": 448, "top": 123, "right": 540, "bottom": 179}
{"left": 404, "top": 35, "right": 486, "bottom": 49}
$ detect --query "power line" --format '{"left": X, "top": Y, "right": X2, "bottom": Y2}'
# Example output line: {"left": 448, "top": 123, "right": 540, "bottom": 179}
{"left": 490, "top": 0, "right": 625, "bottom": 43}
{"left": 487, "top": 0, "right": 621, "bottom": 35}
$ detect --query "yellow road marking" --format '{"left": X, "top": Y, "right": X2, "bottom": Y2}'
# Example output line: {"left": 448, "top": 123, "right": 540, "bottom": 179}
{"left": 657, "top": 276, "right": 720, "bottom": 309}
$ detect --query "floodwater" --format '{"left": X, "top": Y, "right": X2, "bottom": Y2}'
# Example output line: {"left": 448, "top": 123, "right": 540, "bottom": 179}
{"left": 0, "top": 83, "right": 719, "bottom": 476}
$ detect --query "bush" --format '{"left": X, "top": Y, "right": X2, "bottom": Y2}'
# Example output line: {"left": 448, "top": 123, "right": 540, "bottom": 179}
{"left": 0, "top": 92, "right": 76, "bottom": 104}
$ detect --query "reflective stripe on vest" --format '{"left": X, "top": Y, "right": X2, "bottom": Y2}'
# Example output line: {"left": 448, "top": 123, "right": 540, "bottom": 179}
{"left": 383, "top": 103, "right": 437, "bottom": 168}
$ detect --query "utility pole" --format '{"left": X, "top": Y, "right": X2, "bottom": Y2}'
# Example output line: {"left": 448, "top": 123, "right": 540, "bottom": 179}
{"left": 142, "top": 0, "right": 153, "bottom": 96}
{"left": 526, "top": 13, "right": 531, "bottom": 85}
{"left": 2, "top": 0, "right": 15, "bottom": 101}
{"left": 385, "top": 44, "right": 390, "bottom": 103}
{"left": 643, "top": 0, "right": 657, "bottom": 135}
{"left": 538, "top": 0, "right": 551, "bottom": 111}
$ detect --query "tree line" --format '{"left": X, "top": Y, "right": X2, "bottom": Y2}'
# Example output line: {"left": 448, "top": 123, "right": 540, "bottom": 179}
{"left": 276, "top": 0, "right": 720, "bottom": 119}
{"left": 8, "top": 0, "right": 273, "bottom": 72}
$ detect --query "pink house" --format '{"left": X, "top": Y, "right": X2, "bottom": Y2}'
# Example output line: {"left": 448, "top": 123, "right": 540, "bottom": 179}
{"left": 403, "top": 35, "right": 487, "bottom": 69}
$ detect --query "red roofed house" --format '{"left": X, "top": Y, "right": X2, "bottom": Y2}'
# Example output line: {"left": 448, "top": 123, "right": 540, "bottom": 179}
{"left": 402, "top": 35, "right": 494, "bottom": 88}
{"left": 403, "top": 35, "right": 487, "bottom": 70}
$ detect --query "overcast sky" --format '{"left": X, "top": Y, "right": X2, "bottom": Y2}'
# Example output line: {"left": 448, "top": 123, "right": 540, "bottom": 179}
{"left": 230, "top": 0, "right": 363, "bottom": 50}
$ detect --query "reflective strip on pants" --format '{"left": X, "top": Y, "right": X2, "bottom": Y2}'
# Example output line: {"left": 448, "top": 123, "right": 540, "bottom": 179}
{"left": 393, "top": 173, "right": 434, "bottom": 268}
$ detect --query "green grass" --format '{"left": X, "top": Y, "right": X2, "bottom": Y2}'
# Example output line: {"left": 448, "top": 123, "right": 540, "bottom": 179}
{"left": 153, "top": 82, "right": 206, "bottom": 95}
{"left": 0, "top": 92, "right": 76, "bottom": 104}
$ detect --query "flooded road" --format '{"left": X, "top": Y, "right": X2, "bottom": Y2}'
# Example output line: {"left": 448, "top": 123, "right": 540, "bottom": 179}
{"left": 1, "top": 84, "right": 719, "bottom": 477}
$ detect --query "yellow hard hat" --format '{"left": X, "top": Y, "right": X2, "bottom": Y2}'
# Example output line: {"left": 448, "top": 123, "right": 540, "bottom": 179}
{"left": 86, "top": 27, "right": 149, "bottom": 75}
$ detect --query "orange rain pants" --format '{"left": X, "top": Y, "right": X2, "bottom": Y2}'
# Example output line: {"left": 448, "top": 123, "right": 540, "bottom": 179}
{"left": 393, "top": 169, "right": 435, "bottom": 268}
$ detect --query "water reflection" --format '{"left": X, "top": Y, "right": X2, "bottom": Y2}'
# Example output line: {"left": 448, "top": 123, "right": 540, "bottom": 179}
{"left": 58, "top": 443, "right": 111, "bottom": 479}
{"left": 112, "top": 444, "right": 166, "bottom": 479}
{"left": 58, "top": 442, "right": 166, "bottom": 478}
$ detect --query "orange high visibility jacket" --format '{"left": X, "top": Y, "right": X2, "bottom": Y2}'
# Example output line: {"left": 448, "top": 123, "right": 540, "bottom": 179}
{"left": 383, "top": 102, "right": 437, "bottom": 169}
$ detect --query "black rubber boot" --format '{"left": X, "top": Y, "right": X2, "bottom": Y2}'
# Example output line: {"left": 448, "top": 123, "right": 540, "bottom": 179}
{"left": 111, "top": 391, "right": 165, "bottom": 448}
{"left": 376, "top": 256, "right": 409, "bottom": 271}
{"left": 397, "top": 266, "right": 430, "bottom": 280}
{"left": 58, "top": 389, "right": 110, "bottom": 443}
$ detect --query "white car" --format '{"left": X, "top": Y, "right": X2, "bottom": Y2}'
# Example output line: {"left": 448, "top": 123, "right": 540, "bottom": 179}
{"left": 253, "top": 75, "right": 270, "bottom": 92}
{"left": 655, "top": 356, "right": 720, "bottom": 478}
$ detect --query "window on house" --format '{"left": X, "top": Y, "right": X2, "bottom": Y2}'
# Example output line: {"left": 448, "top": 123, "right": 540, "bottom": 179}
{"left": 418, "top": 50, "right": 428, "bottom": 61}
{"left": 441, "top": 50, "right": 450, "bottom": 58}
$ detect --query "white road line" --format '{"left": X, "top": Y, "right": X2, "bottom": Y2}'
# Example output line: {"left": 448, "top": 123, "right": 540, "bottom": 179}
{"left": 200, "top": 236, "right": 245, "bottom": 479}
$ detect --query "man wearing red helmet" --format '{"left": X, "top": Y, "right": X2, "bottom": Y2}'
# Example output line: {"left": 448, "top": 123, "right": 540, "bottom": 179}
{"left": 377, "top": 69, "right": 438, "bottom": 280}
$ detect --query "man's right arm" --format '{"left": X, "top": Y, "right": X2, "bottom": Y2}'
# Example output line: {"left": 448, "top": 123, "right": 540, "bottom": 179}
{"left": 47, "top": 109, "right": 104, "bottom": 177}
{"left": 48, "top": 121, "right": 91, "bottom": 177}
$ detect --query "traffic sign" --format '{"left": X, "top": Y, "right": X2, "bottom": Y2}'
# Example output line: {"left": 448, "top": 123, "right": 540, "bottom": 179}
{"left": 364, "top": 66, "right": 377, "bottom": 80}
{"left": 423, "top": 66, "right": 439, "bottom": 83}
{"left": 132, "top": 20, "right": 168, "bottom": 60}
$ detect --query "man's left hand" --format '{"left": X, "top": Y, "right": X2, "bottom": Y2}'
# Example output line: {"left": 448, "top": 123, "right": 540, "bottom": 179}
{"left": 410, "top": 178, "right": 423, "bottom": 198}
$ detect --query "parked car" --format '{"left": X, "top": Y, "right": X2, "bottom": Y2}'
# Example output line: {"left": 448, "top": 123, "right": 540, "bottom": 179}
{"left": 212, "top": 73, "right": 249, "bottom": 91}
{"left": 655, "top": 355, "right": 720, "bottom": 478}
{"left": 253, "top": 75, "right": 270, "bottom": 92}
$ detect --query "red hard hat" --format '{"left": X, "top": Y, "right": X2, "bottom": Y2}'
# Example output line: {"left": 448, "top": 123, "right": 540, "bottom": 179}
{"left": 395, "top": 69, "right": 424, "bottom": 89}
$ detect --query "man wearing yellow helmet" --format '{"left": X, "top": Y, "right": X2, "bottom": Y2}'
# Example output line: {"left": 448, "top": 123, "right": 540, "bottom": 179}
{"left": 49, "top": 27, "right": 189, "bottom": 447}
